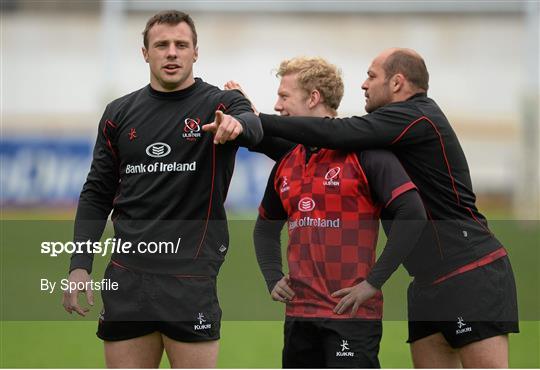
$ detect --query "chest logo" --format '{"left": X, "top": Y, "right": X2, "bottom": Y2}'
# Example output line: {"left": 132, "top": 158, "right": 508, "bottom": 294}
{"left": 298, "top": 197, "right": 316, "bottom": 212}
{"left": 128, "top": 128, "right": 137, "bottom": 141}
{"left": 182, "top": 118, "right": 202, "bottom": 141}
{"left": 323, "top": 166, "right": 341, "bottom": 187}
{"left": 146, "top": 142, "right": 171, "bottom": 158}
{"left": 280, "top": 176, "right": 290, "bottom": 193}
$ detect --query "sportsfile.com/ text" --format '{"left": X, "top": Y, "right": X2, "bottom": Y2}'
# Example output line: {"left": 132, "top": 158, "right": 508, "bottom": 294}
{"left": 40, "top": 238, "right": 182, "bottom": 257}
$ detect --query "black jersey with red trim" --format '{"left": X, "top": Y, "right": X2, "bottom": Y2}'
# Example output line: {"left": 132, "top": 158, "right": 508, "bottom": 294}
{"left": 260, "top": 93, "right": 502, "bottom": 281}
{"left": 259, "top": 146, "right": 415, "bottom": 319}
{"left": 71, "top": 78, "right": 262, "bottom": 276}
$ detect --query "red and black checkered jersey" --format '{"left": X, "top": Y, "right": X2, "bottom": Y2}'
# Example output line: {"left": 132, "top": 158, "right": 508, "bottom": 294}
{"left": 259, "top": 146, "right": 416, "bottom": 319}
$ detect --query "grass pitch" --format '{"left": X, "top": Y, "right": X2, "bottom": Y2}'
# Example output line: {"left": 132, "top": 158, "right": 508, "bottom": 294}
{"left": 0, "top": 209, "right": 538, "bottom": 368}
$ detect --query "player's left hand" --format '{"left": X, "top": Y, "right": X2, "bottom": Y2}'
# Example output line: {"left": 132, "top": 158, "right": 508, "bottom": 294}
{"left": 202, "top": 110, "right": 244, "bottom": 144}
{"left": 331, "top": 280, "right": 379, "bottom": 316}
{"left": 223, "top": 80, "right": 259, "bottom": 115}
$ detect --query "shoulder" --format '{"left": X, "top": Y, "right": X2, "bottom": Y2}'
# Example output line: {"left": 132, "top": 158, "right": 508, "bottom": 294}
{"left": 195, "top": 79, "right": 247, "bottom": 109}
{"left": 105, "top": 86, "right": 148, "bottom": 120}
{"left": 358, "top": 149, "right": 400, "bottom": 167}
{"left": 281, "top": 144, "right": 302, "bottom": 161}
{"left": 107, "top": 86, "right": 146, "bottom": 110}
{"left": 373, "top": 100, "right": 422, "bottom": 118}
{"left": 195, "top": 79, "right": 241, "bottom": 99}
{"left": 274, "top": 144, "right": 302, "bottom": 172}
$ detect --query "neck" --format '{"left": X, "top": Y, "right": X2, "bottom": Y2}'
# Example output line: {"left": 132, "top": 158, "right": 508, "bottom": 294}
{"left": 393, "top": 88, "right": 425, "bottom": 103}
{"left": 311, "top": 105, "right": 335, "bottom": 118}
{"left": 150, "top": 75, "right": 196, "bottom": 92}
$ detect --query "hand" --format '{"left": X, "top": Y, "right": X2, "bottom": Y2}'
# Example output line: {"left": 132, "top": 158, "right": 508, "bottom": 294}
{"left": 202, "top": 110, "right": 244, "bottom": 144}
{"left": 62, "top": 268, "right": 94, "bottom": 316}
{"left": 223, "top": 80, "right": 259, "bottom": 115}
{"left": 270, "top": 275, "right": 295, "bottom": 303}
{"left": 331, "top": 280, "right": 378, "bottom": 316}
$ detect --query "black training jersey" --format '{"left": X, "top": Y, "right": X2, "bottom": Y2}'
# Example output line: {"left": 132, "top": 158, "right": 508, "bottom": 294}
{"left": 71, "top": 78, "right": 262, "bottom": 276}
{"left": 261, "top": 93, "right": 503, "bottom": 281}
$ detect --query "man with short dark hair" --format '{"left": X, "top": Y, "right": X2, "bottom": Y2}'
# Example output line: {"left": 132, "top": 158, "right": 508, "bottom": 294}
{"left": 62, "top": 10, "right": 261, "bottom": 368}
{"left": 215, "top": 47, "right": 519, "bottom": 368}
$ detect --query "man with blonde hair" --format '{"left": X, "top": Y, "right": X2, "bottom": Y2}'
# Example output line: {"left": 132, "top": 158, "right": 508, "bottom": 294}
{"left": 225, "top": 48, "right": 519, "bottom": 368}
{"left": 224, "top": 56, "right": 426, "bottom": 368}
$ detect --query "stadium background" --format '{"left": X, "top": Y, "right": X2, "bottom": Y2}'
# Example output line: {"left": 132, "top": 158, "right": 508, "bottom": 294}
{"left": 1, "top": 0, "right": 539, "bottom": 368}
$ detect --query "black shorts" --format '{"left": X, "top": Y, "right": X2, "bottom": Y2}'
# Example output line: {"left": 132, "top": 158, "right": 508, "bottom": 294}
{"left": 283, "top": 317, "right": 382, "bottom": 368}
{"left": 97, "top": 261, "right": 221, "bottom": 342}
{"left": 407, "top": 256, "right": 519, "bottom": 348}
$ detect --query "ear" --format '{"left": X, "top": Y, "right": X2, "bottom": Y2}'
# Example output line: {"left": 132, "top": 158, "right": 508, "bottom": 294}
{"left": 391, "top": 74, "right": 405, "bottom": 93}
{"left": 142, "top": 47, "right": 149, "bottom": 63}
{"left": 193, "top": 46, "right": 199, "bottom": 63}
{"left": 308, "top": 89, "right": 321, "bottom": 109}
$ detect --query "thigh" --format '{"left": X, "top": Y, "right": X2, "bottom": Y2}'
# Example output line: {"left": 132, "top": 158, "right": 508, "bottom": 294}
{"left": 459, "top": 334, "right": 508, "bottom": 368}
{"left": 321, "top": 320, "right": 382, "bottom": 368}
{"left": 104, "top": 331, "right": 164, "bottom": 368}
{"left": 162, "top": 335, "right": 219, "bottom": 368}
{"left": 409, "top": 331, "right": 461, "bottom": 368}
{"left": 282, "top": 318, "right": 324, "bottom": 368}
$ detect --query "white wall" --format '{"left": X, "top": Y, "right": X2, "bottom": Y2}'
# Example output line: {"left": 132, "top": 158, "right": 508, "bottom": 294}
{"left": 1, "top": 10, "right": 536, "bottom": 199}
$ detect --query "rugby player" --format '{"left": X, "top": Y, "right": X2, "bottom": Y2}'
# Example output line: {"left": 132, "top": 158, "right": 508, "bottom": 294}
{"left": 225, "top": 57, "right": 427, "bottom": 368}
{"left": 224, "top": 48, "right": 519, "bottom": 368}
{"left": 62, "top": 10, "right": 262, "bottom": 368}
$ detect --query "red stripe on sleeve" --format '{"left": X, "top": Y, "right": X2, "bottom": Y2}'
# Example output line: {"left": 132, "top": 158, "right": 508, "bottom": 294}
{"left": 385, "top": 181, "right": 417, "bottom": 208}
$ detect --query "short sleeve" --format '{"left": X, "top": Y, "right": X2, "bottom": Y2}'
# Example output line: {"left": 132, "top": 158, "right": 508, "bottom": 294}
{"left": 220, "top": 90, "right": 254, "bottom": 115}
{"left": 259, "top": 161, "right": 288, "bottom": 221}
{"left": 358, "top": 149, "right": 417, "bottom": 208}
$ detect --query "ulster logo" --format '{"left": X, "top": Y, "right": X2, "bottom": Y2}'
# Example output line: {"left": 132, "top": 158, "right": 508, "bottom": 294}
{"left": 146, "top": 142, "right": 171, "bottom": 158}
{"left": 298, "top": 197, "right": 316, "bottom": 212}
{"left": 182, "top": 118, "right": 202, "bottom": 141}
{"left": 323, "top": 166, "right": 341, "bottom": 187}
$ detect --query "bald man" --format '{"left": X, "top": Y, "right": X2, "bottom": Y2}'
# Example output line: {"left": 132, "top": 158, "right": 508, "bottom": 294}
{"left": 213, "top": 48, "right": 519, "bottom": 368}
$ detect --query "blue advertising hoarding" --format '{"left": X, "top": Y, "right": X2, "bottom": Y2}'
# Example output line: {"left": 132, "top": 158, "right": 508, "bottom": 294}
{"left": 1, "top": 137, "right": 273, "bottom": 209}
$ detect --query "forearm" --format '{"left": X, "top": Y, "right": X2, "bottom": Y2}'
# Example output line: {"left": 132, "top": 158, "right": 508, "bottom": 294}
{"left": 69, "top": 197, "right": 110, "bottom": 273}
{"left": 249, "top": 136, "right": 296, "bottom": 161}
{"left": 253, "top": 216, "right": 286, "bottom": 292}
{"left": 70, "top": 186, "right": 115, "bottom": 273}
{"left": 260, "top": 113, "right": 388, "bottom": 150}
{"left": 234, "top": 112, "right": 263, "bottom": 147}
{"left": 366, "top": 191, "right": 427, "bottom": 289}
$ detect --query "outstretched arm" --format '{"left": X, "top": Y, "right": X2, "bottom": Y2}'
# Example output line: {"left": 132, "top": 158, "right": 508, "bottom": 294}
{"left": 259, "top": 102, "right": 419, "bottom": 150}
{"left": 223, "top": 80, "right": 296, "bottom": 160}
